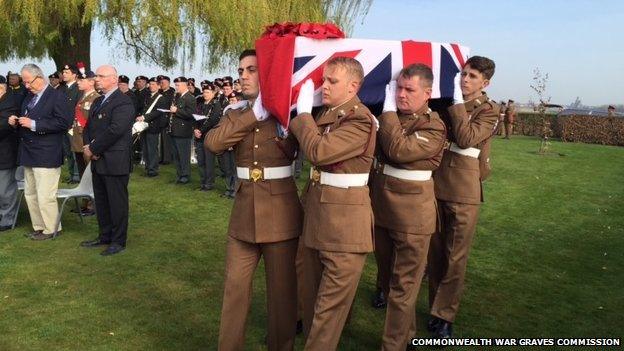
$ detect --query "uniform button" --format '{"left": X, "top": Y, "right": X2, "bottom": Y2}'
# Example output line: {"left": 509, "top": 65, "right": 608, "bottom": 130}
{"left": 253, "top": 161, "right": 258, "bottom": 165}
{"left": 255, "top": 128, "right": 260, "bottom": 132}
{"left": 254, "top": 144, "right": 258, "bottom": 149}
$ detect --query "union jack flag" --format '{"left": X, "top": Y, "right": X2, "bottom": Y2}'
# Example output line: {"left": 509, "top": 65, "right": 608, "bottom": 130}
{"left": 256, "top": 36, "right": 469, "bottom": 128}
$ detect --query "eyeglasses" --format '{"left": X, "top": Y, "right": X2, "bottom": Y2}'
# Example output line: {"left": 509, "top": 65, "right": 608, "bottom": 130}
{"left": 24, "top": 76, "right": 40, "bottom": 86}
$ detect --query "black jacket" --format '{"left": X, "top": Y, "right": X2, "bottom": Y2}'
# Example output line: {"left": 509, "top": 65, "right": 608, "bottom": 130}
{"left": 0, "top": 93, "right": 19, "bottom": 169}
{"left": 194, "top": 98, "right": 223, "bottom": 142}
{"left": 168, "top": 91, "right": 196, "bottom": 138}
{"left": 142, "top": 92, "right": 169, "bottom": 133}
{"left": 58, "top": 81, "right": 81, "bottom": 108}
{"left": 83, "top": 89, "right": 135, "bottom": 175}
{"left": 18, "top": 86, "right": 73, "bottom": 168}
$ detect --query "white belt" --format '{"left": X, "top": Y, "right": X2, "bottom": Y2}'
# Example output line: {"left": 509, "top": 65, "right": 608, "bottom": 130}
{"left": 310, "top": 168, "right": 368, "bottom": 188}
{"left": 449, "top": 142, "right": 481, "bottom": 158}
{"left": 380, "top": 163, "right": 432, "bottom": 181}
{"left": 237, "top": 165, "right": 293, "bottom": 182}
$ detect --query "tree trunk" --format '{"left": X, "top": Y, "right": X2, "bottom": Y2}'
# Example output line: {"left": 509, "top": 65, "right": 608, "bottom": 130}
{"left": 48, "top": 20, "right": 93, "bottom": 72}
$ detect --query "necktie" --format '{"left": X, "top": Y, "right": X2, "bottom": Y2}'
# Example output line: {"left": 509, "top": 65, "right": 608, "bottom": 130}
{"left": 26, "top": 95, "right": 38, "bottom": 113}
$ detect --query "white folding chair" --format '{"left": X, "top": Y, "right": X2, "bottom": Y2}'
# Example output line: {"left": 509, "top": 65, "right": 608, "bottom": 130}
{"left": 53, "top": 163, "right": 94, "bottom": 237}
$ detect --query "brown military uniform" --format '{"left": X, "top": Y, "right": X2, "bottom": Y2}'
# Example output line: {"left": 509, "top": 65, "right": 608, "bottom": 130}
{"left": 504, "top": 104, "right": 516, "bottom": 138}
{"left": 370, "top": 106, "right": 446, "bottom": 350}
{"left": 289, "top": 96, "right": 376, "bottom": 351}
{"left": 429, "top": 93, "right": 500, "bottom": 323}
{"left": 71, "top": 90, "right": 100, "bottom": 176}
{"left": 205, "top": 103, "right": 302, "bottom": 351}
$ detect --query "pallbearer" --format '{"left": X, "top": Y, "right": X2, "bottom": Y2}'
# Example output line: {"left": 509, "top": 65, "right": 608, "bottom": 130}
{"left": 371, "top": 64, "right": 446, "bottom": 350}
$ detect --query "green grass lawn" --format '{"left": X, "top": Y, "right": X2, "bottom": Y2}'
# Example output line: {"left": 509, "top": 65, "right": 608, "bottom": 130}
{"left": 1, "top": 135, "right": 623, "bottom": 350}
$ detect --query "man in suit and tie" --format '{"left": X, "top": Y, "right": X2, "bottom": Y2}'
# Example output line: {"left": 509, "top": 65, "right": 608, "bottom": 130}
{"left": 8, "top": 64, "right": 73, "bottom": 240}
{"left": 80, "top": 65, "right": 135, "bottom": 256}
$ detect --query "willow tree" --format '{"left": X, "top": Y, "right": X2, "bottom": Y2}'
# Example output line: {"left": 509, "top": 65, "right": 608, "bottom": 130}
{"left": 0, "top": 0, "right": 370, "bottom": 71}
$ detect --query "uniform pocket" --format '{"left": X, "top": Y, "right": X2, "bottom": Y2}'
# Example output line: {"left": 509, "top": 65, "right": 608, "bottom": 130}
{"left": 383, "top": 175, "right": 424, "bottom": 194}
{"left": 320, "top": 186, "right": 365, "bottom": 205}
{"left": 448, "top": 153, "right": 479, "bottom": 171}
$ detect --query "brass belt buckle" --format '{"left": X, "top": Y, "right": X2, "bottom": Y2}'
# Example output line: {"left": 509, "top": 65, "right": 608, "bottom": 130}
{"left": 311, "top": 168, "right": 321, "bottom": 182}
{"left": 250, "top": 168, "right": 263, "bottom": 182}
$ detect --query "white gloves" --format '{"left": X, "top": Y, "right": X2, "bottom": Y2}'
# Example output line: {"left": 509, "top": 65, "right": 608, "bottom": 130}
{"left": 297, "top": 79, "right": 314, "bottom": 115}
{"left": 252, "top": 91, "right": 270, "bottom": 121}
{"left": 382, "top": 81, "right": 397, "bottom": 113}
{"left": 453, "top": 72, "right": 464, "bottom": 105}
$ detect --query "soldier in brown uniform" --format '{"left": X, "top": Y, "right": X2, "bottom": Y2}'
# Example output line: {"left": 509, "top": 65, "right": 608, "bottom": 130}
{"left": 504, "top": 99, "right": 515, "bottom": 139}
{"left": 205, "top": 49, "right": 302, "bottom": 351}
{"left": 371, "top": 64, "right": 446, "bottom": 350}
{"left": 428, "top": 56, "right": 500, "bottom": 338}
{"left": 289, "top": 57, "right": 376, "bottom": 350}
{"left": 71, "top": 70, "right": 100, "bottom": 177}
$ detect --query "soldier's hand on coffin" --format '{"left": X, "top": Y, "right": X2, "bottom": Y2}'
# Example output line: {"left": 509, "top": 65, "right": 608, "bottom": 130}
{"left": 453, "top": 72, "right": 464, "bottom": 105}
{"left": 382, "top": 81, "right": 397, "bottom": 113}
{"left": 252, "top": 91, "right": 270, "bottom": 121}
{"left": 297, "top": 79, "right": 314, "bottom": 115}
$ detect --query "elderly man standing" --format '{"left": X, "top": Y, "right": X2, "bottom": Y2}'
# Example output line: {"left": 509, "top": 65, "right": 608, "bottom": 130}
{"left": 290, "top": 57, "right": 376, "bottom": 350}
{"left": 9, "top": 64, "right": 73, "bottom": 240}
{"left": 80, "top": 65, "right": 134, "bottom": 256}
{"left": 0, "top": 76, "right": 20, "bottom": 232}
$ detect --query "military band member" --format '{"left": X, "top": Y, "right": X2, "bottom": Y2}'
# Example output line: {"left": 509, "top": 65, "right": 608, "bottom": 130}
{"left": 371, "top": 64, "right": 446, "bottom": 350}
{"left": 289, "top": 57, "right": 376, "bottom": 350}
{"left": 134, "top": 75, "right": 149, "bottom": 113}
{"left": 168, "top": 77, "right": 196, "bottom": 184}
{"left": 205, "top": 49, "right": 302, "bottom": 351}
{"left": 428, "top": 56, "right": 501, "bottom": 339}
{"left": 194, "top": 84, "right": 222, "bottom": 191}
{"left": 158, "top": 75, "right": 175, "bottom": 164}
{"left": 187, "top": 77, "right": 201, "bottom": 97}
{"left": 137, "top": 77, "right": 168, "bottom": 177}
{"left": 48, "top": 72, "right": 61, "bottom": 89}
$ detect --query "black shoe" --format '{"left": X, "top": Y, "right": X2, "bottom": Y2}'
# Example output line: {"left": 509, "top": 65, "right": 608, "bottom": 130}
{"left": 80, "top": 239, "right": 110, "bottom": 248}
{"left": 101, "top": 244, "right": 125, "bottom": 256}
{"left": 296, "top": 319, "right": 303, "bottom": 335}
{"left": 24, "top": 230, "right": 42, "bottom": 238}
{"left": 178, "top": 177, "right": 189, "bottom": 184}
{"left": 0, "top": 225, "right": 12, "bottom": 232}
{"left": 432, "top": 321, "right": 453, "bottom": 339}
{"left": 371, "top": 288, "right": 387, "bottom": 309}
{"left": 31, "top": 232, "right": 54, "bottom": 241}
{"left": 427, "top": 317, "right": 443, "bottom": 332}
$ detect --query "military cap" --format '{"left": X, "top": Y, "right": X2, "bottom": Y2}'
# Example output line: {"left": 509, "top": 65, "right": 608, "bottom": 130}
{"left": 157, "top": 75, "right": 170, "bottom": 82}
{"left": 608, "top": 105, "right": 615, "bottom": 109}
{"left": 227, "top": 92, "right": 237, "bottom": 99}
{"left": 224, "top": 76, "right": 233, "bottom": 83}
{"left": 135, "top": 75, "right": 149, "bottom": 82}
{"left": 173, "top": 76, "right": 188, "bottom": 83}
{"left": 201, "top": 83, "right": 216, "bottom": 91}
{"left": 78, "top": 71, "right": 96, "bottom": 79}
{"left": 222, "top": 81, "right": 232, "bottom": 87}
{"left": 62, "top": 64, "right": 79, "bottom": 74}
{"left": 0, "top": 76, "right": 6, "bottom": 84}
{"left": 48, "top": 72, "right": 60, "bottom": 79}
{"left": 188, "top": 77, "right": 196, "bottom": 83}
{"left": 7, "top": 71, "right": 19, "bottom": 77}
{"left": 200, "top": 79, "right": 211, "bottom": 87}
{"left": 148, "top": 77, "right": 159, "bottom": 83}
{"left": 118, "top": 75, "right": 130, "bottom": 84}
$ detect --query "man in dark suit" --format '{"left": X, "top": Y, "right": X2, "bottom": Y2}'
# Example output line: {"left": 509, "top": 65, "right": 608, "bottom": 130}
{"left": 11, "top": 64, "right": 73, "bottom": 240}
{"left": 167, "top": 76, "right": 196, "bottom": 184}
{"left": 137, "top": 77, "right": 168, "bottom": 177}
{"left": 80, "top": 65, "right": 134, "bottom": 256}
{"left": 0, "top": 76, "right": 20, "bottom": 231}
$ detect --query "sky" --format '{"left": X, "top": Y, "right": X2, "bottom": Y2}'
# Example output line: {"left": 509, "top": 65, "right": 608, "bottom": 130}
{"left": 1, "top": 0, "right": 622, "bottom": 106}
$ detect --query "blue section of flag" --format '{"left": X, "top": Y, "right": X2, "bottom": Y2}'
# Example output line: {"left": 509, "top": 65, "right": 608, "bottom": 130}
{"left": 358, "top": 53, "right": 392, "bottom": 107}
{"left": 293, "top": 56, "right": 315, "bottom": 74}
{"left": 440, "top": 46, "right": 460, "bottom": 98}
